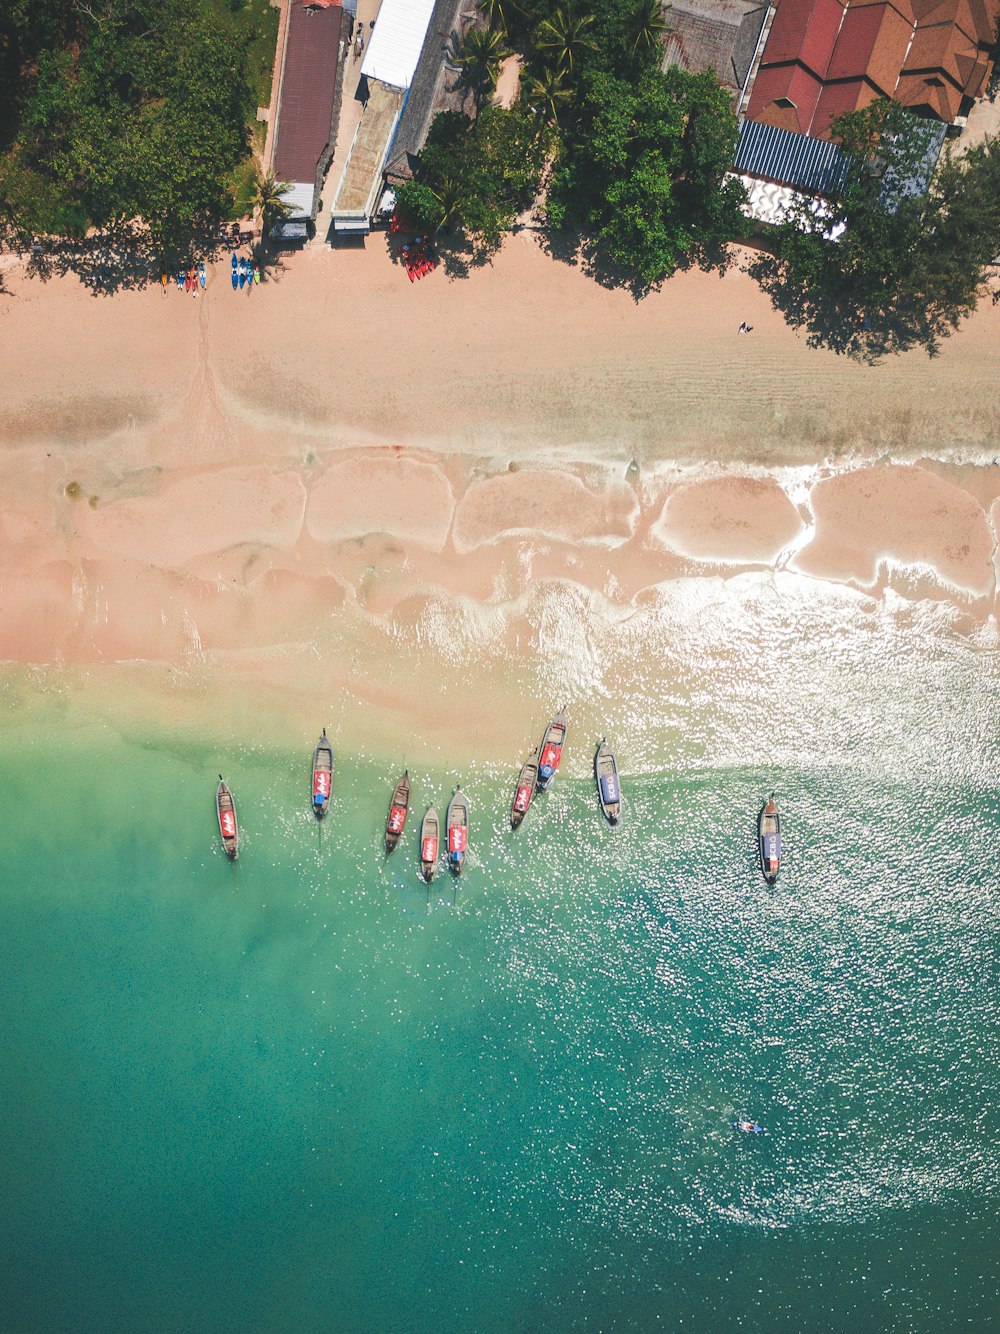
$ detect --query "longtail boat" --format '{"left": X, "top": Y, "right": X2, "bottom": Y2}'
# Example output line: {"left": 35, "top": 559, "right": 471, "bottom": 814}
{"left": 511, "top": 748, "right": 538, "bottom": 830}
{"left": 594, "top": 738, "right": 621, "bottom": 825}
{"left": 536, "top": 707, "right": 568, "bottom": 791}
{"left": 216, "top": 776, "right": 239, "bottom": 860}
{"left": 385, "top": 771, "right": 410, "bottom": 855}
{"left": 446, "top": 786, "right": 469, "bottom": 875}
{"left": 311, "top": 728, "right": 334, "bottom": 819}
{"left": 759, "top": 793, "right": 781, "bottom": 885}
{"left": 420, "top": 806, "right": 439, "bottom": 883}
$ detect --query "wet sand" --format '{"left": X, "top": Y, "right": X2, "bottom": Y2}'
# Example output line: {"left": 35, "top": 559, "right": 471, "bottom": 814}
{"left": 0, "top": 238, "right": 998, "bottom": 759}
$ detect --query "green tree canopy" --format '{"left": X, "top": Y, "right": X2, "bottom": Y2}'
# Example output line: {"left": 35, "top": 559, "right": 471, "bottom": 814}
{"left": 749, "top": 102, "right": 1000, "bottom": 359}
{"left": 451, "top": 22, "right": 509, "bottom": 112}
{"left": 396, "top": 105, "right": 547, "bottom": 258}
{"left": 2, "top": 0, "right": 256, "bottom": 255}
{"left": 547, "top": 65, "right": 747, "bottom": 289}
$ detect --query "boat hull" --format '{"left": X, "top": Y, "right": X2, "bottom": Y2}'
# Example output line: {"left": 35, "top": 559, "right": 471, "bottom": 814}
{"left": 216, "top": 780, "right": 239, "bottom": 860}
{"left": 311, "top": 733, "right": 334, "bottom": 819}
{"left": 510, "top": 751, "right": 538, "bottom": 830}
{"left": 420, "top": 807, "right": 439, "bottom": 883}
{"left": 385, "top": 772, "right": 410, "bottom": 855}
{"left": 594, "top": 742, "right": 621, "bottom": 825}
{"left": 758, "top": 801, "right": 780, "bottom": 885}
{"left": 446, "top": 788, "right": 469, "bottom": 876}
{"left": 536, "top": 710, "right": 568, "bottom": 792}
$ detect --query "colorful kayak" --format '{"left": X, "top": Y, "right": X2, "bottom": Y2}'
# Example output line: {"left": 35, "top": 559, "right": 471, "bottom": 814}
{"left": 198, "top": 262, "right": 206, "bottom": 288}
{"left": 216, "top": 776, "right": 239, "bottom": 860}
{"left": 231, "top": 252, "right": 238, "bottom": 290}
{"left": 511, "top": 748, "right": 538, "bottom": 831}
{"left": 311, "top": 728, "right": 333, "bottom": 819}
{"left": 385, "top": 772, "right": 410, "bottom": 855}
{"left": 446, "top": 786, "right": 469, "bottom": 875}
{"left": 759, "top": 794, "right": 780, "bottom": 885}
{"left": 536, "top": 708, "right": 568, "bottom": 791}
{"left": 252, "top": 262, "right": 260, "bottom": 285}
{"left": 238, "top": 257, "right": 247, "bottom": 289}
{"left": 420, "top": 806, "right": 439, "bottom": 883}
{"left": 176, "top": 269, "right": 185, "bottom": 290}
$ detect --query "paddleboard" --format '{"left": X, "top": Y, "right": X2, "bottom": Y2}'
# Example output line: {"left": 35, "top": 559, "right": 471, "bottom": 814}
{"left": 231, "top": 253, "right": 238, "bottom": 290}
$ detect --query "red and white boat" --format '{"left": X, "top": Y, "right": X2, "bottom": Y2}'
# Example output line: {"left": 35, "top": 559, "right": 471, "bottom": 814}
{"left": 446, "top": 786, "right": 469, "bottom": 875}
{"left": 311, "top": 728, "right": 333, "bottom": 819}
{"left": 216, "top": 776, "right": 239, "bottom": 860}
{"left": 536, "top": 708, "right": 569, "bottom": 791}
{"left": 511, "top": 748, "right": 538, "bottom": 830}
{"left": 420, "top": 806, "right": 439, "bottom": 883}
{"left": 385, "top": 771, "right": 410, "bottom": 855}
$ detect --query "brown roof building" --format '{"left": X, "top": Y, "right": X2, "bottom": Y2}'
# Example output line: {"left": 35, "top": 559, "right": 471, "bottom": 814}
{"left": 272, "top": 0, "right": 342, "bottom": 187}
{"left": 746, "top": 0, "right": 1000, "bottom": 136}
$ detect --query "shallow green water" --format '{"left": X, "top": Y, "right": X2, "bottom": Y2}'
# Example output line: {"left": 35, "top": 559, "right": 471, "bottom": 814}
{"left": 0, "top": 701, "right": 998, "bottom": 1333}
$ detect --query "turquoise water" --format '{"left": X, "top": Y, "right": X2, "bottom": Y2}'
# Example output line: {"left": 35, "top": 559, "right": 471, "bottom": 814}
{"left": 1, "top": 701, "right": 997, "bottom": 1333}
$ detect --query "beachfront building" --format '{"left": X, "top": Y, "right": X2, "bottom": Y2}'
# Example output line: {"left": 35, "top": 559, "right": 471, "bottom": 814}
{"left": 381, "top": 0, "right": 466, "bottom": 189}
{"left": 268, "top": 0, "right": 345, "bottom": 240}
{"left": 746, "top": 0, "right": 1000, "bottom": 137}
{"left": 660, "top": 0, "right": 772, "bottom": 107}
{"left": 732, "top": 0, "right": 1000, "bottom": 225}
{"left": 329, "top": 0, "right": 439, "bottom": 234}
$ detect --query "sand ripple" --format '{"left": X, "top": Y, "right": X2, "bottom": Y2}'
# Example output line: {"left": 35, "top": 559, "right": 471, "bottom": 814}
{"left": 452, "top": 469, "right": 638, "bottom": 554}
{"left": 81, "top": 466, "right": 307, "bottom": 568}
{"left": 651, "top": 476, "right": 803, "bottom": 564}
{"left": 793, "top": 465, "right": 995, "bottom": 596}
{"left": 306, "top": 454, "right": 453, "bottom": 552}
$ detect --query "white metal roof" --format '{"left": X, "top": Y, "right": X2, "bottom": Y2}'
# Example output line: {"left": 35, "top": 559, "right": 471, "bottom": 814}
{"left": 278, "top": 181, "right": 316, "bottom": 220}
{"left": 361, "top": 0, "right": 436, "bottom": 90}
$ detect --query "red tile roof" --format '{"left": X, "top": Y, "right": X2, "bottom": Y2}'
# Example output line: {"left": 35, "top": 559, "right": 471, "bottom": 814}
{"left": 747, "top": 0, "right": 1000, "bottom": 138}
{"left": 747, "top": 62, "right": 825, "bottom": 132}
{"left": 812, "top": 76, "right": 880, "bottom": 133}
{"left": 762, "top": 0, "right": 848, "bottom": 74}
{"left": 828, "top": 2, "right": 913, "bottom": 92}
{"left": 273, "top": 0, "right": 342, "bottom": 184}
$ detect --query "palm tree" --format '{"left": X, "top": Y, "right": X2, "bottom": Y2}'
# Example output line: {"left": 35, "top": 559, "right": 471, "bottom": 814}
{"left": 429, "top": 177, "right": 466, "bottom": 231}
{"left": 534, "top": 8, "right": 597, "bottom": 75}
{"left": 451, "top": 23, "right": 508, "bottom": 111}
{"left": 626, "top": 0, "right": 667, "bottom": 63}
{"left": 480, "top": 0, "right": 521, "bottom": 34}
{"left": 251, "top": 169, "right": 293, "bottom": 238}
{"left": 524, "top": 64, "right": 572, "bottom": 125}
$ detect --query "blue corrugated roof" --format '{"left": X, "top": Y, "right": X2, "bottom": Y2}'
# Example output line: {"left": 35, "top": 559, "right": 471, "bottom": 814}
{"left": 734, "top": 119, "right": 853, "bottom": 196}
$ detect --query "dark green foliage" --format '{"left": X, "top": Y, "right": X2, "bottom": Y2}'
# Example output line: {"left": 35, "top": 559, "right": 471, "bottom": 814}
{"left": 749, "top": 102, "right": 1000, "bottom": 360}
{"left": 548, "top": 66, "right": 747, "bottom": 289}
{"left": 396, "top": 106, "right": 547, "bottom": 257}
{"left": 0, "top": 0, "right": 269, "bottom": 256}
{"left": 403, "top": 0, "right": 743, "bottom": 290}
{"left": 451, "top": 22, "right": 509, "bottom": 112}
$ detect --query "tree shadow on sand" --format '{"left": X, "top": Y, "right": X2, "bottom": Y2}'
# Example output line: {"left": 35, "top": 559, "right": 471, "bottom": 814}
{"left": 14, "top": 221, "right": 289, "bottom": 296}
{"left": 743, "top": 246, "right": 998, "bottom": 364}
{"left": 538, "top": 226, "right": 739, "bottom": 301}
